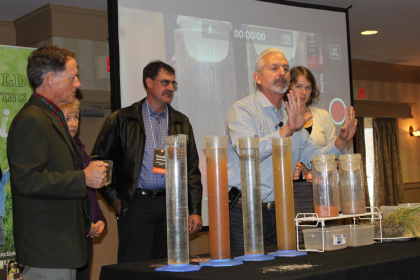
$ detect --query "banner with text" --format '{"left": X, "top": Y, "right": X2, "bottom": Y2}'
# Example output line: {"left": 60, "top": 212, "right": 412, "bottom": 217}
{"left": 0, "top": 45, "right": 34, "bottom": 280}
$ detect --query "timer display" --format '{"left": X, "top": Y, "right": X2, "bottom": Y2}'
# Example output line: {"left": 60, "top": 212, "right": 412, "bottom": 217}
{"left": 233, "top": 29, "right": 266, "bottom": 41}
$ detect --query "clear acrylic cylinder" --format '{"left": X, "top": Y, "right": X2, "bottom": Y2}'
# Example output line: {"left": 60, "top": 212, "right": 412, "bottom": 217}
{"left": 338, "top": 154, "right": 366, "bottom": 214}
{"left": 165, "top": 134, "right": 189, "bottom": 265}
{"left": 272, "top": 137, "right": 296, "bottom": 250}
{"left": 312, "top": 154, "right": 339, "bottom": 217}
{"left": 203, "top": 135, "right": 230, "bottom": 259}
{"left": 239, "top": 137, "right": 263, "bottom": 255}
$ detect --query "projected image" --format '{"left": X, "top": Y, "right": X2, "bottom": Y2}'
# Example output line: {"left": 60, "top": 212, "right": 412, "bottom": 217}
{"left": 117, "top": 0, "right": 352, "bottom": 225}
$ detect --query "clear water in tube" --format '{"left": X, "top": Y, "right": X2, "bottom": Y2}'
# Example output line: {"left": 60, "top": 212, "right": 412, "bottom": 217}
{"left": 239, "top": 137, "right": 263, "bottom": 255}
{"left": 165, "top": 134, "right": 189, "bottom": 265}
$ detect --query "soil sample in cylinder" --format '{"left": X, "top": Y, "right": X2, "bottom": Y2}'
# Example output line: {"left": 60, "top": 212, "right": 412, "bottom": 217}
{"left": 239, "top": 137, "right": 263, "bottom": 255}
{"left": 272, "top": 137, "right": 296, "bottom": 251}
{"left": 204, "top": 136, "right": 230, "bottom": 260}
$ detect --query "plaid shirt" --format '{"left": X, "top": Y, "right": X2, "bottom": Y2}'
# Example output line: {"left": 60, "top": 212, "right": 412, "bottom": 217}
{"left": 137, "top": 100, "right": 169, "bottom": 190}
{"left": 33, "top": 93, "right": 72, "bottom": 141}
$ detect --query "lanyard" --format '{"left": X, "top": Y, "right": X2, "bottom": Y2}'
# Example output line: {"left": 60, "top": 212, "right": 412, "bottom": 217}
{"left": 146, "top": 101, "right": 168, "bottom": 149}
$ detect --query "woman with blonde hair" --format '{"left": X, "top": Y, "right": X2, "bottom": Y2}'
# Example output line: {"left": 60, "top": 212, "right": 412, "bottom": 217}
{"left": 60, "top": 99, "right": 107, "bottom": 280}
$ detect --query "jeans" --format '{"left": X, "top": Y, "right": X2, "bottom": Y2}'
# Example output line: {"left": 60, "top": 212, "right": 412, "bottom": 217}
{"left": 229, "top": 203, "right": 277, "bottom": 251}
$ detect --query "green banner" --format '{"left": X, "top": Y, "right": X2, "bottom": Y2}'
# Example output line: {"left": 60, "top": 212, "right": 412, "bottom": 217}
{"left": 0, "top": 45, "right": 34, "bottom": 278}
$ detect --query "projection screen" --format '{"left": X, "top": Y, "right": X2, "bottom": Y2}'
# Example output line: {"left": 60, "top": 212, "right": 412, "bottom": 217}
{"left": 109, "top": 0, "right": 353, "bottom": 226}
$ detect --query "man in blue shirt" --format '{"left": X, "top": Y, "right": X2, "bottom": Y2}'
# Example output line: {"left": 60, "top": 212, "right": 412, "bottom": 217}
{"left": 227, "top": 48, "right": 357, "bottom": 250}
{"left": 92, "top": 61, "right": 203, "bottom": 263}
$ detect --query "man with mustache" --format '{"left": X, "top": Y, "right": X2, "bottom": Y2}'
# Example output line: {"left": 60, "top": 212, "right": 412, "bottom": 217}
{"left": 227, "top": 48, "right": 357, "bottom": 250}
{"left": 92, "top": 60, "right": 202, "bottom": 263}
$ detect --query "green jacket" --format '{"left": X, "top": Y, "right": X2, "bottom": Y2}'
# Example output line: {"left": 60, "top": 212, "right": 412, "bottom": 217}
{"left": 7, "top": 95, "right": 90, "bottom": 268}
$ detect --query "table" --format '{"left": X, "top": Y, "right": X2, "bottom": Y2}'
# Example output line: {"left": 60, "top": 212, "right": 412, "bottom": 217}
{"left": 100, "top": 240, "right": 420, "bottom": 280}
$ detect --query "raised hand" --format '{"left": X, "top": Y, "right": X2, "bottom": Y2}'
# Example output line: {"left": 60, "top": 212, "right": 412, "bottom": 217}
{"left": 281, "top": 90, "right": 312, "bottom": 137}
{"left": 335, "top": 106, "right": 358, "bottom": 151}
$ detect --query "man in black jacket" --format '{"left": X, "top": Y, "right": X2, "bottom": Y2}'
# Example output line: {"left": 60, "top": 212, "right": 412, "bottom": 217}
{"left": 92, "top": 60, "right": 202, "bottom": 263}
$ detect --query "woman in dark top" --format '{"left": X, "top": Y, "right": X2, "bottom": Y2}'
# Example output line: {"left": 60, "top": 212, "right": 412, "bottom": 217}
{"left": 60, "top": 99, "right": 107, "bottom": 280}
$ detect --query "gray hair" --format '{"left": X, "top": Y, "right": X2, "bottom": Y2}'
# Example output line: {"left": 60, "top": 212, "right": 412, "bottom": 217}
{"left": 255, "top": 48, "right": 286, "bottom": 74}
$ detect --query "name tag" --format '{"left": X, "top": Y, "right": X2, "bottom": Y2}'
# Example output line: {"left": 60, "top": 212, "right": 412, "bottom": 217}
{"left": 153, "top": 149, "right": 165, "bottom": 174}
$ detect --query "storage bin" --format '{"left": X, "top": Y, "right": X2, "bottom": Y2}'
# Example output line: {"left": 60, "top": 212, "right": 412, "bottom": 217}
{"left": 303, "top": 227, "right": 349, "bottom": 251}
{"left": 380, "top": 206, "right": 399, "bottom": 219}
{"left": 334, "top": 225, "right": 374, "bottom": 247}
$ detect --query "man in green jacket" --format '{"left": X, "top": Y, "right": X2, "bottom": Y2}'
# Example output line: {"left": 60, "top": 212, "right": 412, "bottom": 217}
{"left": 7, "top": 45, "right": 107, "bottom": 280}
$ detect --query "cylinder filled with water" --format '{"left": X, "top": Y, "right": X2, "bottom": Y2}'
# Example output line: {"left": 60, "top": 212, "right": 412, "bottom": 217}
{"left": 165, "top": 134, "right": 189, "bottom": 265}
{"left": 239, "top": 137, "right": 263, "bottom": 255}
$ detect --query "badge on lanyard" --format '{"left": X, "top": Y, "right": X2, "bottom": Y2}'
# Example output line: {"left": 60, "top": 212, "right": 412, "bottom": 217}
{"left": 153, "top": 149, "right": 165, "bottom": 174}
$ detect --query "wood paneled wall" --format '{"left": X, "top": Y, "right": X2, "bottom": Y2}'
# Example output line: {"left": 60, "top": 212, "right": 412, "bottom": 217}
{"left": 398, "top": 83, "right": 420, "bottom": 183}
{"left": 352, "top": 60, "right": 420, "bottom": 203}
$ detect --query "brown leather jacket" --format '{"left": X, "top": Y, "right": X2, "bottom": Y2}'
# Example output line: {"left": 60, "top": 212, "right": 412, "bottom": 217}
{"left": 91, "top": 98, "right": 202, "bottom": 216}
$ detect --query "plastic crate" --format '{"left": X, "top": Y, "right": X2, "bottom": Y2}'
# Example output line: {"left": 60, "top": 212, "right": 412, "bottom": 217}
{"left": 303, "top": 227, "right": 349, "bottom": 251}
{"left": 334, "top": 225, "right": 374, "bottom": 247}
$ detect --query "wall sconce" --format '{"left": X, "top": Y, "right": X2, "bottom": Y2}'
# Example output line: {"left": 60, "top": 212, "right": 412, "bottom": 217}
{"left": 409, "top": 126, "right": 420, "bottom": 137}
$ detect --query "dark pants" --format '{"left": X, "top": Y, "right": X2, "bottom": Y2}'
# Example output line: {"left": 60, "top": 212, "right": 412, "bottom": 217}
{"left": 293, "top": 180, "right": 315, "bottom": 243}
{"left": 229, "top": 203, "right": 277, "bottom": 251}
{"left": 230, "top": 181, "right": 315, "bottom": 251}
{"left": 117, "top": 194, "right": 167, "bottom": 263}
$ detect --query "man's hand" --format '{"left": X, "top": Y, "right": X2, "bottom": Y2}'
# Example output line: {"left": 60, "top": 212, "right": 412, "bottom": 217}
{"left": 304, "top": 168, "right": 313, "bottom": 183}
{"left": 84, "top": 161, "right": 107, "bottom": 189}
{"left": 334, "top": 106, "right": 358, "bottom": 151}
{"left": 188, "top": 214, "right": 202, "bottom": 235}
{"left": 87, "top": 221, "right": 106, "bottom": 238}
{"left": 293, "top": 162, "right": 303, "bottom": 180}
{"left": 112, "top": 198, "right": 122, "bottom": 215}
{"left": 281, "top": 90, "right": 312, "bottom": 137}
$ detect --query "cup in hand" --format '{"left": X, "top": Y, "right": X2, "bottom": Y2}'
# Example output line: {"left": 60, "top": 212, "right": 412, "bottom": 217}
{"left": 91, "top": 160, "right": 113, "bottom": 186}
{"left": 103, "top": 160, "right": 113, "bottom": 185}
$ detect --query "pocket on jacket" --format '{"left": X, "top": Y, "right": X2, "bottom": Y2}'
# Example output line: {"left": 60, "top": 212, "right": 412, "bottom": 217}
{"left": 38, "top": 211, "right": 73, "bottom": 224}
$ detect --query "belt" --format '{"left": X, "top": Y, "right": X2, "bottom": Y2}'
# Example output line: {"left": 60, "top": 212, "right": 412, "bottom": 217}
{"left": 236, "top": 198, "right": 275, "bottom": 211}
{"left": 134, "top": 188, "right": 165, "bottom": 198}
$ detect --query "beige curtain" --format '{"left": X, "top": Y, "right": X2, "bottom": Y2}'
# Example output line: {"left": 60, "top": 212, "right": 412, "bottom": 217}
{"left": 372, "top": 118, "right": 404, "bottom": 206}
{"left": 354, "top": 117, "right": 370, "bottom": 207}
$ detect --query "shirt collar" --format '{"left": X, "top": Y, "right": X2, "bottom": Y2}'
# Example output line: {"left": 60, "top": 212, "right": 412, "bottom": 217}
{"left": 255, "top": 89, "right": 285, "bottom": 109}
{"left": 143, "top": 100, "right": 168, "bottom": 118}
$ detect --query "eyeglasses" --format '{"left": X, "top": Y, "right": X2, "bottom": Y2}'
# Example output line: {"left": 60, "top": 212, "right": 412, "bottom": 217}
{"left": 154, "top": 79, "right": 178, "bottom": 87}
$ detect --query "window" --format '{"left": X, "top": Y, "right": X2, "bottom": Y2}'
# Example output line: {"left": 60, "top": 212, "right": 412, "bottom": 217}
{"left": 364, "top": 118, "right": 374, "bottom": 207}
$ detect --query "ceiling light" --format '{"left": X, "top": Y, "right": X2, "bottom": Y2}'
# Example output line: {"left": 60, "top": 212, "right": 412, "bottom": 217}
{"left": 361, "top": 30, "right": 378, "bottom": 35}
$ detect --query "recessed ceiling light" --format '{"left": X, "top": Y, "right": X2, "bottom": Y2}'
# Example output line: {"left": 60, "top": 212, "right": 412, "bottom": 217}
{"left": 361, "top": 30, "right": 378, "bottom": 35}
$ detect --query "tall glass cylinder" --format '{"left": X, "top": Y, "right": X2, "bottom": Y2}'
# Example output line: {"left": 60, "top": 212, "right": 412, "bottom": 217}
{"left": 165, "top": 134, "right": 189, "bottom": 265}
{"left": 272, "top": 137, "right": 295, "bottom": 250}
{"left": 338, "top": 154, "right": 366, "bottom": 214}
{"left": 312, "top": 154, "right": 339, "bottom": 217}
{"left": 239, "top": 137, "right": 263, "bottom": 255}
{"left": 203, "top": 135, "right": 230, "bottom": 259}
